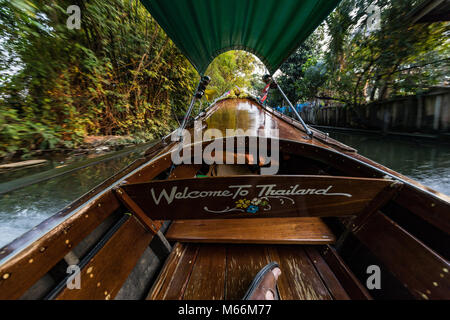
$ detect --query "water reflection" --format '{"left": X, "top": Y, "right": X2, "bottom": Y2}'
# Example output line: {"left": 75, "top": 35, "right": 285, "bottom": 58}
{"left": 1, "top": 127, "right": 448, "bottom": 248}
{"left": 328, "top": 131, "right": 450, "bottom": 195}
{"left": 206, "top": 99, "right": 278, "bottom": 136}
{"left": 0, "top": 150, "right": 144, "bottom": 248}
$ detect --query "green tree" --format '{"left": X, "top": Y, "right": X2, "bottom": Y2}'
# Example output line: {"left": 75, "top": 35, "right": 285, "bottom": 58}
{"left": 204, "top": 50, "right": 259, "bottom": 97}
{"left": 268, "top": 27, "right": 326, "bottom": 106}
{"left": 322, "top": 0, "right": 449, "bottom": 106}
{"left": 267, "top": 0, "right": 449, "bottom": 108}
{"left": 0, "top": 0, "right": 198, "bottom": 158}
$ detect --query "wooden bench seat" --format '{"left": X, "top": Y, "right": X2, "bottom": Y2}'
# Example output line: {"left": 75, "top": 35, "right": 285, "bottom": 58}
{"left": 147, "top": 243, "right": 359, "bottom": 300}
{"left": 165, "top": 218, "right": 336, "bottom": 244}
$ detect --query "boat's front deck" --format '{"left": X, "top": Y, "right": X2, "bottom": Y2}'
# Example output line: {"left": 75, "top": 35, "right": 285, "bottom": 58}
{"left": 147, "top": 242, "right": 354, "bottom": 300}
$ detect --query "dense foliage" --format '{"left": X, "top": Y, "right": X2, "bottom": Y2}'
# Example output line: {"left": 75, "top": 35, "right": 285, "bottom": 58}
{"left": 205, "top": 50, "right": 260, "bottom": 99}
{"left": 0, "top": 0, "right": 259, "bottom": 159}
{"left": 1, "top": 0, "right": 448, "bottom": 159}
{"left": 0, "top": 0, "right": 202, "bottom": 158}
{"left": 272, "top": 0, "right": 449, "bottom": 107}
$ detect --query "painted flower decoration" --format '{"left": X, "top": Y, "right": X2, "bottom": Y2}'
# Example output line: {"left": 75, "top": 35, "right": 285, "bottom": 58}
{"left": 251, "top": 198, "right": 261, "bottom": 206}
{"left": 246, "top": 205, "right": 259, "bottom": 214}
{"left": 236, "top": 199, "right": 251, "bottom": 209}
{"left": 260, "top": 200, "right": 269, "bottom": 207}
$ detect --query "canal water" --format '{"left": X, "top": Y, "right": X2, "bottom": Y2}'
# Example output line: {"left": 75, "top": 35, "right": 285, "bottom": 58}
{"left": 0, "top": 133, "right": 449, "bottom": 248}
{"left": 328, "top": 131, "right": 450, "bottom": 195}
{"left": 0, "top": 145, "right": 151, "bottom": 248}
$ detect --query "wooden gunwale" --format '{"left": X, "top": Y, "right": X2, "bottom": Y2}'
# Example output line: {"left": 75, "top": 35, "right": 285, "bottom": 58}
{"left": 55, "top": 215, "right": 154, "bottom": 300}
{"left": 0, "top": 148, "right": 174, "bottom": 299}
{"left": 257, "top": 97, "right": 449, "bottom": 205}
{"left": 262, "top": 100, "right": 449, "bottom": 202}
{"left": 1, "top": 133, "right": 447, "bottom": 267}
{"left": 0, "top": 96, "right": 448, "bottom": 300}
{"left": 0, "top": 142, "right": 173, "bottom": 261}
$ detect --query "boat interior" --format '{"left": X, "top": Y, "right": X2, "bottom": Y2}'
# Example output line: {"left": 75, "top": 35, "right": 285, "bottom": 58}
{"left": 0, "top": 97, "right": 448, "bottom": 300}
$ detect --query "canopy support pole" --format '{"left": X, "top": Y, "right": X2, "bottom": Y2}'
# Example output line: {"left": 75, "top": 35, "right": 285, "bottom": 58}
{"left": 275, "top": 81, "right": 313, "bottom": 139}
{"left": 169, "top": 76, "right": 210, "bottom": 176}
{"left": 175, "top": 76, "right": 211, "bottom": 142}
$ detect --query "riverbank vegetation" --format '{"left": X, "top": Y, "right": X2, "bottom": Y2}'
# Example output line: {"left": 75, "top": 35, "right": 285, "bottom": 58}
{"left": 1, "top": 0, "right": 448, "bottom": 160}
{"left": 0, "top": 0, "right": 257, "bottom": 160}
{"left": 270, "top": 0, "right": 449, "bottom": 107}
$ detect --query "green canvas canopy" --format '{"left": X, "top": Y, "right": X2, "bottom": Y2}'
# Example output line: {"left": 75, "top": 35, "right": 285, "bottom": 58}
{"left": 140, "top": 0, "right": 341, "bottom": 75}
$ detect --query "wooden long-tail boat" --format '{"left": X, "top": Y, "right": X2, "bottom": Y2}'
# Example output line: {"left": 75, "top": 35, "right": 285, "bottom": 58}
{"left": 0, "top": 0, "right": 449, "bottom": 300}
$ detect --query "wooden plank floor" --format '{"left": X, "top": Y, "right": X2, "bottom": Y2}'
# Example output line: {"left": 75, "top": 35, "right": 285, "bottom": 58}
{"left": 166, "top": 218, "right": 336, "bottom": 244}
{"left": 147, "top": 243, "right": 350, "bottom": 300}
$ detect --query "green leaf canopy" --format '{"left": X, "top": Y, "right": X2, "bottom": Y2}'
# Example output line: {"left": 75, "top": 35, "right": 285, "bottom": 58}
{"left": 140, "top": 0, "right": 341, "bottom": 75}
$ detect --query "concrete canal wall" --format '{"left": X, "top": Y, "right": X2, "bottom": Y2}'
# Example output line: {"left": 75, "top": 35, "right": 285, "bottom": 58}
{"left": 300, "top": 89, "right": 450, "bottom": 134}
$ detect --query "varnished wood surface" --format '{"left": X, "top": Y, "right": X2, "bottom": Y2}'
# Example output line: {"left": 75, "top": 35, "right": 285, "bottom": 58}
{"left": 354, "top": 212, "right": 450, "bottom": 300}
{"left": 122, "top": 175, "right": 393, "bottom": 220}
{"left": 225, "top": 245, "right": 271, "bottom": 300}
{"left": 183, "top": 245, "right": 227, "bottom": 300}
{"left": 56, "top": 216, "right": 154, "bottom": 300}
{"left": 166, "top": 218, "right": 336, "bottom": 244}
{"left": 0, "top": 190, "right": 121, "bottom": 300}
{"left": 147, "top": 243, "right": 199, "bottom": 300}
{"left": 124, "top": 154, "right": 172, "bottom": 184}
{"left": 115, "top": 187, "right": 161, "bottom": 234}
{"left": 205, "top": 98, "right": 449, "bottom": 205}
{"left": 204, "top": 98, "right": 347, "bottom": 152}
{"left": 394, "top": 184, "right": 450, "bottom": 234}
{"left": 304, "top": 247, "right": 350, "bottom": 300}
{"left": 321, "top": 245, "right": 372, "bottom": 300}
{"left": 147, "top": 243, "right": 351, "bottom": 300}
{"left": 269, "top": 246, "right": 332, "bottom": 299}
{"left": 169, "top": 164, "right": 202, "bottom": 180}
{"left": 205, "top": 98, "right": 449, "bottom": 231}
{"left": 1, "top": 97, "right": 448, "bottom": 300}
{"left": 0, "top": 147, "right": 173, "bottom": 299}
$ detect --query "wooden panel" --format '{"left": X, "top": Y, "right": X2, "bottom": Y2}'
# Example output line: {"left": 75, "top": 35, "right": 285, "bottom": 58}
{"left": 125, "top": 154, "right": 172, "bottom": 184}
{"left": 0, "top": 145, "right": 172, "bottom": 299}
{"left": 56, "top": 216, "right": 154, "bottom": 300}
{"left": 0, "top": 155, "right": 150, "bottom": 264}
{"left": 321, "top": 246, "right": 372, "bottom": 300}
{"left": 121, "top": 175, "right": 392, "bottom": 220}
{"left": 169, "top": 165, "right": 202, "bottom": 180}
{"left": 225, "top": 245, "right": 271, "bottom": 300}
{"left": 147, "top": 243, "right": 199, "bottom": 300}
{"left": 350, "top": 181, "right": 402, "bottom": 232}
{"left": 304, "top": 247, "right": 350, "bottom": 300}
{"left": 149, "top": 243, "right": 357, "bottom": 301}
{"left": 354, "top": 212, "right": 450, "bottom": 300}
{"left": 115, "top": 187, "right": 161, "bottom": 234}
{"left": 0, "top": 190, "right": 120, "bottom": 300}
{"left": 166, "top": 218, "right": 336, "bottom": 244}
{"left": 265, "top": 247, "right": 291, "bottom": 300}
{"left": 183, "top": 245, "right": 226, "bottom": 300}
{"left": 268, "top": 246, "right": 332, "bottom": 300}
{"left": 394, "top": 185, "right": 450, "bottom": 234}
